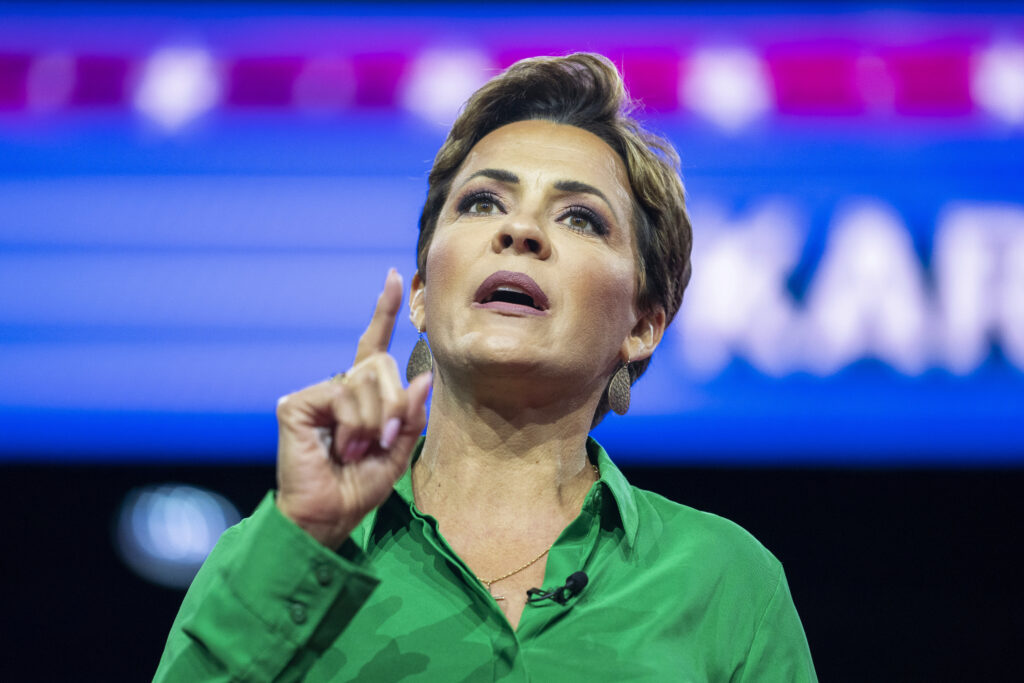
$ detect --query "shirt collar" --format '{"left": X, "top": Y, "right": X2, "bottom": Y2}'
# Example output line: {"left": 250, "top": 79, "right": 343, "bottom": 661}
{"left": 586, "top": 436, "right": 639, "bottom": 547}
{"left": 366, "top": 436, "right": 639, "bottom": 549}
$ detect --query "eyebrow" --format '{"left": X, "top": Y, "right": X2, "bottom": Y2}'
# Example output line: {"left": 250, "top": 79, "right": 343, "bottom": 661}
{"left": 466, "top": 168, "right": 520, "bottom": 185}
{"left": 553, "top": 179, "right": 611, "bottom": 208}
{"left": 463, "top": 168, "right": 613, "bottom": 210}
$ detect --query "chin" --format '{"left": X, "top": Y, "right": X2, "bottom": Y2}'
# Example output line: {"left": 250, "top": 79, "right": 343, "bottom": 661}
{"left": 441, "top": 337, "right": 549, "bottom": 378}
{"left": 470, "top": 348, "right": 547, "bottom": 375}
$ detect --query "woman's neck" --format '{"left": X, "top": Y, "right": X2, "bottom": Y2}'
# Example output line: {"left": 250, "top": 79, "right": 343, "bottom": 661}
{"left": 412, "top": 370, "right": 600, "bottom": 529}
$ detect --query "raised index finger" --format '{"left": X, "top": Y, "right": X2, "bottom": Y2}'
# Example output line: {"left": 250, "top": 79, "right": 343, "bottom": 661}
{"left": 355, "top": 269, "right": 403, "bottom": 364}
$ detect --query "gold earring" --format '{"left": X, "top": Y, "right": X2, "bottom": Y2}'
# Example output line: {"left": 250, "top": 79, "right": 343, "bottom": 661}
{"left": 406, "top": 333, "right": 433, "bottom": 382}
{"left": 608, "top": 363, "right": 631, "bottom": 415}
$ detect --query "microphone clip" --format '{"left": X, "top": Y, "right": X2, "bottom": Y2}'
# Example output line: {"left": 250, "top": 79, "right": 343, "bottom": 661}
{"left": 526, "top": 571, "right": 589, "bottom": 605}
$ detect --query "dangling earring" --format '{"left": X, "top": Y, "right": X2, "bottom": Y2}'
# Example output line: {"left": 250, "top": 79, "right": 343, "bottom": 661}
{"left": 406, "top": 332, "right": 433, "bottom": 382}
{"left": 608, "top": 362, "right": 632, "bottom": 415}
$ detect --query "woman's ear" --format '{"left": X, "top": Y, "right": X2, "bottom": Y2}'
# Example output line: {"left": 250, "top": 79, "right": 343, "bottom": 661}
{"left": 409, "top": 271, "right": 426, "bottom": 332}
{"left": 621, "top": 307, "right": 666, "bottom": 362}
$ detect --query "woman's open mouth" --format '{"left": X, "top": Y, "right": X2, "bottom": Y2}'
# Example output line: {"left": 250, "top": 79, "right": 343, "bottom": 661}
{"left": 473, "top": 271, "right": 550, "bottom": 315}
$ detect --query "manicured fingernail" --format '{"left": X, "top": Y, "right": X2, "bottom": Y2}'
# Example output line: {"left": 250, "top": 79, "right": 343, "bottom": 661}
{"left": 355, "top": 438, "right": 371, "bottom": 458}
{"left": 380, "top": 417, "right": 401, "bottom": 450}
{"left": 342, "top": 439, "right": 360, "bottom": 463}
{"left": 344, "top": 438, "right": 371, "bottom": 463}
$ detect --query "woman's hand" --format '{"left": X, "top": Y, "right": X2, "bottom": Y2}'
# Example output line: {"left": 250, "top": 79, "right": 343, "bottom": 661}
{"left": 274, "top": 269, "right": 432, "bottom": 549}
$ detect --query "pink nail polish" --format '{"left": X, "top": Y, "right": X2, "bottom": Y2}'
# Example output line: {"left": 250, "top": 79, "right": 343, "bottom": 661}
{"left": 342, "top": 439, "right": 360, "bottom": 463}
{"left": 380, "top": 417, "right": 401, "bottom": 450}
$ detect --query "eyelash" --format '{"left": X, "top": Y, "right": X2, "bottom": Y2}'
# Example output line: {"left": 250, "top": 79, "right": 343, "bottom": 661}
{"left": 455, "top": 190, "right": 609, "bottom": 237}
{"left": 456, "top": 190, "right": 504, "bottom": 215}
{"left": 559, "top": 205, "right": 608, "bottom": 236}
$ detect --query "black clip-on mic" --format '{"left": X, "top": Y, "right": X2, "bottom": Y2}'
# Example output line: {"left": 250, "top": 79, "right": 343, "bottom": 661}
{"left": 526, "top": 571, "right": 589, "bottom": 605}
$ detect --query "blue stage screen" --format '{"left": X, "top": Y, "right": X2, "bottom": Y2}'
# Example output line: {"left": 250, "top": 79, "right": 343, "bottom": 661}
{"left": 1, "top": 3, "right": 1022, "bottom": 464}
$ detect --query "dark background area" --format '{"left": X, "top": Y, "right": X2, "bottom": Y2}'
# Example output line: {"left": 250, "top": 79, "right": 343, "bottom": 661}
{"left": 4, "top": 462, "right": 1021, "bottom": 681}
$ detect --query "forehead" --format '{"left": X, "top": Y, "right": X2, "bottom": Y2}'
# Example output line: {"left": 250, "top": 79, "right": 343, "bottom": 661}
{"left": 456, "top": 120, "right": 633, "bottom": 206}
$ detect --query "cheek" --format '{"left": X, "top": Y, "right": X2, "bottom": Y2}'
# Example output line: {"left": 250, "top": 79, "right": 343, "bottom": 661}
{"left": 423, "top": 227, "right": 459, "bottom": 286}
{"left": 574, "top": 256, "right": 637, "bottom": 332}
{"left": 422, "top": 228, "right": 468, "bottom": 323}
{"left": 602, "top": 253, "right": 638, "bottom": 306}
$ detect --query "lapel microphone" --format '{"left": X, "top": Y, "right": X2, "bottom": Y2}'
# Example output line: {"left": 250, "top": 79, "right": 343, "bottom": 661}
{"left": 526, "top": 571, "right": 589, "bottom": 605}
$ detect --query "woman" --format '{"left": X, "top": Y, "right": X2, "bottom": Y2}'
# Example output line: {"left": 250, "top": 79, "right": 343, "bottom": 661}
{"left": 156, "top": 53, "right": 817, "bottom": 681}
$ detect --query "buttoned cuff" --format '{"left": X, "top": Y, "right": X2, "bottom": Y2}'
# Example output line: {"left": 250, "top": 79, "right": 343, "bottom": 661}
{"left": 192, "top": 492, "right": 379, "bottom": 679}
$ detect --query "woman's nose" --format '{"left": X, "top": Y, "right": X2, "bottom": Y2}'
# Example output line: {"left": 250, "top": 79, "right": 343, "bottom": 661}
{"left": 491, "top": 215, "right": 552, "bottom": 259}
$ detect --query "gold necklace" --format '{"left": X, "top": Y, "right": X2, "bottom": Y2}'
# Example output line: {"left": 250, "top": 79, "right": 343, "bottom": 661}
{"left": 477, "top": 547, "right": 551, "bottom": 601}
{"left": 475, "top": 463, "right": 599, "bottom": 601}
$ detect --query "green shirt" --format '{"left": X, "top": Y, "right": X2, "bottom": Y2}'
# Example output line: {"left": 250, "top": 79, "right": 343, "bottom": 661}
{"left": 156, "top": 439, "right": 817, "bottom": 681}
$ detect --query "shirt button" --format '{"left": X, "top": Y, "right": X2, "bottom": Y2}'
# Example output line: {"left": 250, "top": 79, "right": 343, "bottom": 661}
{"left": 289, "top": 603, "right": 308, "bottom": 625}
{"left": 314, "top": 563, "right": 333, "bottom": 586}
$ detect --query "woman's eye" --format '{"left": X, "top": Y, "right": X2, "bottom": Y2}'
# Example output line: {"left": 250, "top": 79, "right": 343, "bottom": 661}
{"left": 561, "top": 207, "right": 607, "bottom": 236}
{"left": 567, "top": 215, "right": 592, "bottom": 231}
{"left": 457, "top": 192, "right": 504, "bottom": 216}
{"left": 470, "top": 200, "right": 497, "bottom": 214}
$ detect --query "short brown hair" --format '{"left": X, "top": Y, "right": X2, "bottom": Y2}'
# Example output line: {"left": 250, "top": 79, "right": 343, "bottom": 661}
{"left": 416, "top": 53, "right": 693, "bottom": 426}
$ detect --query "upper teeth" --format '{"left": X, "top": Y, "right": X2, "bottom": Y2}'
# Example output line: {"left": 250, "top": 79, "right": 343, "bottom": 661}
{"left": 495, "top": 286, "right": 528, "bottom": 295}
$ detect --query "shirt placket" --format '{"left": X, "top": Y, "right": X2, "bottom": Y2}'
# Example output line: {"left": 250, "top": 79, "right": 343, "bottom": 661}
{"left": 407, "top": 502, "right": 528, "bottom": 681}
{"left": 515, "top": 485, "right": 605, "bottom": 641}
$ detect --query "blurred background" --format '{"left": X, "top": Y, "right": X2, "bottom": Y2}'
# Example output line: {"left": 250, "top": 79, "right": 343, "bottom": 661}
{"left": 1, "top": 1, "right": 1022, "bottom": 680}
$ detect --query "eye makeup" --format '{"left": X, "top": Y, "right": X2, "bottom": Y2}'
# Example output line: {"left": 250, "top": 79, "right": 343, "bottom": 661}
{"left": 557, "top": 203, "right": 609, "bottom": 236}
{"left": 456, "top": 189, "right": 506, "bottom": 215}
{"left": 451, "top": 182, "right": 615, "bottom": 238}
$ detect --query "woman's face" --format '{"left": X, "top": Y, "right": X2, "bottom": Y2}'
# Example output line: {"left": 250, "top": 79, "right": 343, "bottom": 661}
{"left": 413, "top": 119, "right": 656, "bottom": 392}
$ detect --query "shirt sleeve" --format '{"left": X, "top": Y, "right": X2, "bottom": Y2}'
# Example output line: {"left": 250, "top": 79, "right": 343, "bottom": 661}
{"left": 734, "top": 566, "right": 819, "bottom": 683}
{"left": 153, "top": 492, "right": 380, "bottom": 682}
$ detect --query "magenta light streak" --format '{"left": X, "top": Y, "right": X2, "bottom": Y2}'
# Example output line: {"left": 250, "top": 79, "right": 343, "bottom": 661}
{"left": 0, "top": 22, "right": 1016, "bottom": 120}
